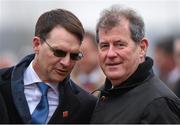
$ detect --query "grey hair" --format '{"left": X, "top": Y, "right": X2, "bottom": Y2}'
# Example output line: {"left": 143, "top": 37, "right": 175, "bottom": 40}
{"left": 96, "top": 5, "right": 145, "bottom": 43}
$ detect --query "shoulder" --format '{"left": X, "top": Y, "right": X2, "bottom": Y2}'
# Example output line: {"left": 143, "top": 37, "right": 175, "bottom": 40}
{"left": 0, "top": 67, "right": 14, "bottom": 85}
{"left": 141, "top": 97, "right": 180, "bottom": 123}
{"left": 0, "top": 66, "right": 13, "bottom": 75}
{"left": 137, "top": 75, "right": 177, "bottom": 99}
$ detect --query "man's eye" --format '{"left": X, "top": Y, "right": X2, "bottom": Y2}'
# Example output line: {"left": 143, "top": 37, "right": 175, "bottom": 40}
{"left": 117, "top": 43, "right": 124, "bottom": 46}
{"left": 115, "top": 43, "right": 125, "bottom": 48}
{"left": 54, "top": 49, "right": 66, "bottom": 57}
{"left": 99, "top": 44, "right": 109, "bottom": 49}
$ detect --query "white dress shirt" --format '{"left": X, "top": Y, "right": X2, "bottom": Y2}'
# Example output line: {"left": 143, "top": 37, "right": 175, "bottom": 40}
{"left": 23, "top": 61, "right": 59, "bottom": 123}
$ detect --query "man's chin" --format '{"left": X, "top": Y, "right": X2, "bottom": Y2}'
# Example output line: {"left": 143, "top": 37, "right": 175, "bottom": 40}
{"left": 51, "top": 74, "right": 67, "bottom": 83}
{"left": 51, "top": 79, "right": 64, "bottom": 83}
{"left": 107, "top": 72, "right": 123, "bottom": 80}
{"left": 106, "top": 71, "right": 121, "bottom": 78}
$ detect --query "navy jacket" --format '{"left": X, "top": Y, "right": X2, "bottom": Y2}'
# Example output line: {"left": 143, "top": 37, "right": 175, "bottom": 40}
{"left": 0, "top": 92, "right": 9, "bottom": 123}
{"left": 0, "top": 54, "right": 97, "bottom": 123}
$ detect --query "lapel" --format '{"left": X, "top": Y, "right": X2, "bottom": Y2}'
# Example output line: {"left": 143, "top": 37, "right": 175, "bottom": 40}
{"left": 11, "top": 54, "right": 35, "bottom": 123}
{"left": 49, "top": 80, "right": 81, "bottom": 123}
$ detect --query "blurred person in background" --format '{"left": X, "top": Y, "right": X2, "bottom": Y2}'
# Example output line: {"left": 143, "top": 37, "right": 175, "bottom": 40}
{"left": 90, "top": 5, "right": 180, "bottom": 124}
{"left": 171, "top": 37, "right": 180, "bottom": 97}
{"left": 0, "top": 56, "right": 13, "bottom": 68}
{"left": 0, "top": 52, "right": 16, "bottom": 68}
{"left": 0, "top": 9, "right": 97, "bottom": 124}
{"left": 154, "top": 36, "right": 175, "bottom": 89}
{"left": 71, "top": 31, "right": 105, "bottom": 93}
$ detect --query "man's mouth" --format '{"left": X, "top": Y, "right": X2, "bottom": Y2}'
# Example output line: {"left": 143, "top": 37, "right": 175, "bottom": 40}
{"left": 106, "top": 62, "right": 121, "bottom": 66}
{"left": 55, "top": 69, "right": 68, "bottom": 74}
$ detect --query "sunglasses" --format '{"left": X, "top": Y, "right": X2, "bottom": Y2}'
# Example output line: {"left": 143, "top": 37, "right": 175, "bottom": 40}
{"left": 44, "top": 41, "right": 83, "bottom": 61}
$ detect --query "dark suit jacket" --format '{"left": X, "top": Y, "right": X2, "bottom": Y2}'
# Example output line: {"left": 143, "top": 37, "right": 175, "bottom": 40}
{"left": 0, "top": 92, "right": 9, "bottom": 123}
{"left": 0, "top": 54, "right": 97, "bottom": 124}
{"left": 174, "top": 79, "right": 180, "bottom": 98}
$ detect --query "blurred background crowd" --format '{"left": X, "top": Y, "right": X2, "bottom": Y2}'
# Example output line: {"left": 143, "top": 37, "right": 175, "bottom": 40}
{"left": 0, "top": 0, "right": 180, "bottom": 95}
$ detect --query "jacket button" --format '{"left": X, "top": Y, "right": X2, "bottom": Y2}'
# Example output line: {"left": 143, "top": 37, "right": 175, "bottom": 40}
{"left": 100, "top": 96, "right": 106, "bottom": 101}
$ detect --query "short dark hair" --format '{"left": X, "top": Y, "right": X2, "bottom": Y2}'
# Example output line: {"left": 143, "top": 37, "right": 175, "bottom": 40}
{"left": 35, "top": 9, "right": 84, "bottom": 43}
{"left": 96, "top": 5, "right": 145, "bottom": 43}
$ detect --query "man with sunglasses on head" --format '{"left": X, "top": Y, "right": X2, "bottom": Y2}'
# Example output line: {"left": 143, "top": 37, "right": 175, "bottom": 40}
{"left": 0, "top": 9, "right": 97, "bottom": 124}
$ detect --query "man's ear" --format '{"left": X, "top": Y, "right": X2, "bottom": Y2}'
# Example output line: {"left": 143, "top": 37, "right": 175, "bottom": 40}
{"left": 32, "top": 37, "right": 41, "bottom": 54}
{"left": 139, "top": 38, "right": 148, "bottom": 58}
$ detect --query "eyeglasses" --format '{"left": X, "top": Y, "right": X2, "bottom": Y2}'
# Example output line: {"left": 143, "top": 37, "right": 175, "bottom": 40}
{"left": 44, "top": 41, "right": 83, "bottom": 61}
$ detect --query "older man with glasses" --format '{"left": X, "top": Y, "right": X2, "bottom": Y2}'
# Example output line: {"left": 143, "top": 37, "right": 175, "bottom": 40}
{"left": 0, "top": 9, "right": 97, "bottom": 124}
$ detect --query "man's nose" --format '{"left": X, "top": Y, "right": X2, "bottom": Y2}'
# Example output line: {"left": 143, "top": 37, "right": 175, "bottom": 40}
{"left": 107, "top": 46, "right": 117, "bottom": 58}
{"left": 60, "top": 54, "right": 71, "bottom": 67}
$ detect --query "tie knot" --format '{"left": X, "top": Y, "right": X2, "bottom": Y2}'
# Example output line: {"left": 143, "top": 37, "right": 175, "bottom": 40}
{"left": 37, "top": 82, "right": 49, "bottom": 96}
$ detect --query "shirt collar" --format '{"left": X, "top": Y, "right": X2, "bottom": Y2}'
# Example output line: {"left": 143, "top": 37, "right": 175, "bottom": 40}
{"left": 23, "top": 60, "right": 59, "bottom": 95}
